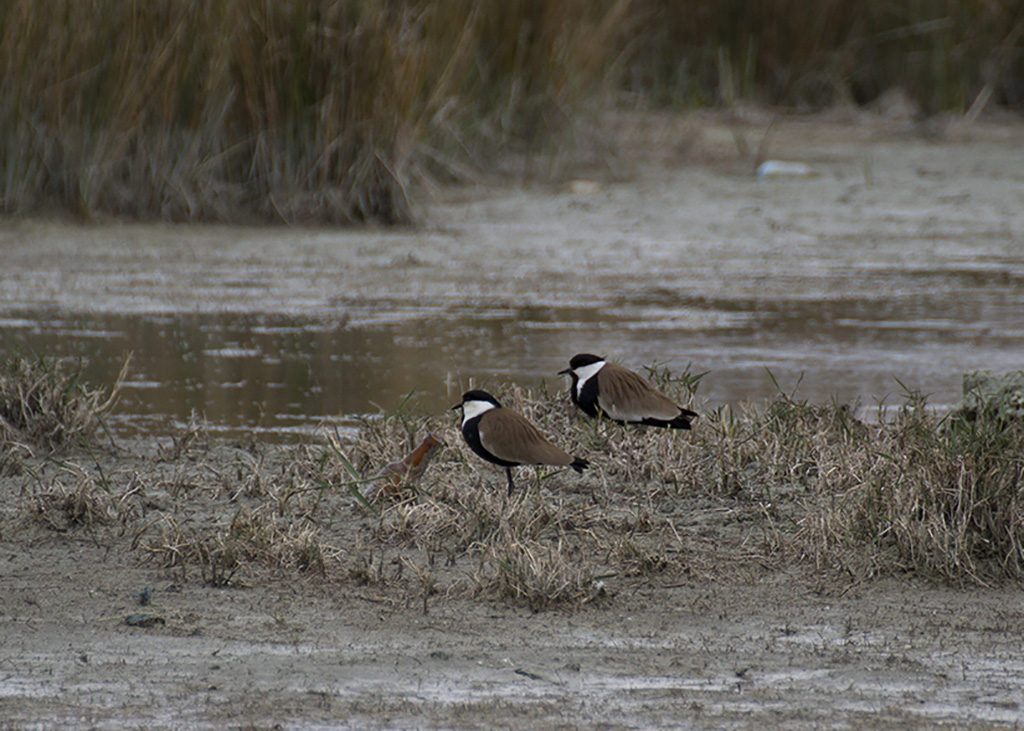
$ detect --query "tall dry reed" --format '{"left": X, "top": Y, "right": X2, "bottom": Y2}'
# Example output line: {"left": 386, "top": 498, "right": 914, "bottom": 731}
{"left": 1, "top": 0, "right": 1020, "bottom": 223}
{"left": 0, "top": 0, "right": 626, "bottom": 223}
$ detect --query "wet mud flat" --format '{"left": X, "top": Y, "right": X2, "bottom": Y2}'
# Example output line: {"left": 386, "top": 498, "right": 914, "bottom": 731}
{"left": 2, "top": 436, "right": 1024, "bottom": 730}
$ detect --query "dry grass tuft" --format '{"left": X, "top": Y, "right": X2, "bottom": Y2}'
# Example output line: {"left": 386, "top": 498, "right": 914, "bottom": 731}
{"left": 26, "top": 477, "right": 118, "bottom": 532}
{"left": 0, "top": 431, "right": 31, "bottom": 477}
{"left": 478, "top": 536, "right": 606, "bottom": 611}
{"left": 803, "top": 393, "right": 1024, "bottom": 584}
{"left": 146, "top": 507, "right": 340, "bottom": 586}
{"left": 0, "top": 354, "right": 126, "bottom": 452}
{"left": 24, "top": 466, "right": 140, "bottom": 533}
{"left": 144, "top": 516, "right": 241, "bottom": 587}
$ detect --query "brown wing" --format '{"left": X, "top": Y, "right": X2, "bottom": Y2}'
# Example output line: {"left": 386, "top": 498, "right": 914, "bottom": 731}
{"left": 478, "top": 408, "right": 575, "bottom": 466}
{"left": 599, "top": 363, "right": 683, "bottom": 422}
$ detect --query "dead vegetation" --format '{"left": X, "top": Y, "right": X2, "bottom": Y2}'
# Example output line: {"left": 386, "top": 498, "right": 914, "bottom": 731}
{"left": 3, "top": 1, "right": 1020, "bottom": 223}
{"left": 0, "top": 353, "right": 125, "bottom": 454}
{"left": 804, "top": 389, "right": 1024, "bottom": 585}
{"left": 146, "top": 508, "right": 338, "bottom": 586}
{"left": 2, "top": 354, "right": 1022, "bottom": 609}
{"left": 24, "top": 468, "right": 128, "bottom": 533}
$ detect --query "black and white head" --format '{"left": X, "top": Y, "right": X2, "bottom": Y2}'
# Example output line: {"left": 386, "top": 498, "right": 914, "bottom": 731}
{"left": 558, "top": 353, "right": 607, "bottom": 403}
{"left": 455, "top": 389, "right": 502, "bottom": 426}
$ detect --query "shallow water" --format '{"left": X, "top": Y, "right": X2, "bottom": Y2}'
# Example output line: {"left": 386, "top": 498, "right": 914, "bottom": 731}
{"left": 2, "top": 121, "right": 1023, "bottom": 441}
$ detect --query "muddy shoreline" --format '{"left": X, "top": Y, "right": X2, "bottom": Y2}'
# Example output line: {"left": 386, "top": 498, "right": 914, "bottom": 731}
{"left": 2, "top": 112, "right": 1024, "bottom": 441}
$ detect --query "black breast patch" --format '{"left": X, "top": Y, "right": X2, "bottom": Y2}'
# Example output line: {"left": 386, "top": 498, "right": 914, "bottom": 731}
{"left": 577, "top": 376, "right": 601, "bottom": 418}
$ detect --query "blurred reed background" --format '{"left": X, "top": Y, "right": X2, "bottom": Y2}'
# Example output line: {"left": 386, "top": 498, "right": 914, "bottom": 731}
{"left": 1, "top": 0, "right": 1021, "bottom": 224}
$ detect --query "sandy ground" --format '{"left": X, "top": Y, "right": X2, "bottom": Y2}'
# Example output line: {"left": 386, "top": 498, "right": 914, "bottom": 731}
{"left": 3, "top": 111, "right": 1024, "bottom": 729}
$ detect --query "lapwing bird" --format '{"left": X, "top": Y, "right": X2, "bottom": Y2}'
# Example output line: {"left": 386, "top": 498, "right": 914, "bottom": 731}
{"left": 453, "top": 389, "right": 589, "bottom": 495}
{"left": 559, "top": 354, "right": 698, "bottom": 429}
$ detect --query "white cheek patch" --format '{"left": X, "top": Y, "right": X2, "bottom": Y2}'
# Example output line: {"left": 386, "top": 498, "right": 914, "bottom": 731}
{"left": 573, "top": 360, "right": 606, "bottom": 395}
{"left": 461, "top": 399, "right": 497, "bottom": 425}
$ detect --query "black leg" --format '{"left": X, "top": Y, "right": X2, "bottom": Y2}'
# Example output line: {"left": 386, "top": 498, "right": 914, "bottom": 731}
{"left": 505, "top": 467, "right": 515, "bottom": 496}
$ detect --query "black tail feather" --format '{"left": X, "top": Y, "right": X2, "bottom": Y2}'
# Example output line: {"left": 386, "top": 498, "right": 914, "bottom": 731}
{"left": 570, "top": 457, "right": 590, "bottom": 473}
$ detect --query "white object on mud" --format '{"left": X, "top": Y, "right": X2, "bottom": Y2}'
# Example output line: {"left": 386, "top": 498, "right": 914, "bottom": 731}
{"left": 756, "top": 160, "right": 816, "bottom": 180}
{"left": 566, "top": 179, "right": 603, "bottom": 195}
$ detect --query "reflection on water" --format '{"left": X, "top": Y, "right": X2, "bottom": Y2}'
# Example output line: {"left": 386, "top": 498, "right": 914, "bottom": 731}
{"left": 2, "top": 282, "right": 1022, "bottom": 443}
{"left": 1, "top": 311, "right": 428, "bottom": 441}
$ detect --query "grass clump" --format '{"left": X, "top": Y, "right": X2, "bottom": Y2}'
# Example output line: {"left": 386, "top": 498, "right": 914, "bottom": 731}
{"left": 26, "top": 473, "right": 121, "bottom": 532}
{"left": 0, "top": 354, "right": 124, "bottom": 452}
{"left": 146, "top": 507, "right": 339, "bottom": 586}
{"left": 481, "top": 536, "right": 604, "bottom": 611}
{"left": 809, "top": 396, "right": 1024, "bottom": 584}
{"left": 21, "top": 462, "right": 145, "bottom": 533}
{"left": 9, "top": 361, "right": 1023, "bottom": 610}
